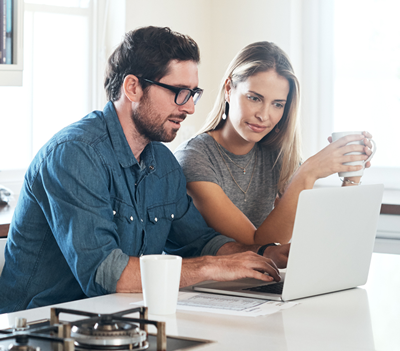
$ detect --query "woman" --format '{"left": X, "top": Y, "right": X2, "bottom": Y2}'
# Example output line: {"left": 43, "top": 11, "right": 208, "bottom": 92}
{"left": 174, "top": 41, "right": 372, "bottom": 246}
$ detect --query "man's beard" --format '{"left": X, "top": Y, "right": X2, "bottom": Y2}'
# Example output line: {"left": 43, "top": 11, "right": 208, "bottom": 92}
{"left": 131, "top": 94, "right": 185, "bottom": 143}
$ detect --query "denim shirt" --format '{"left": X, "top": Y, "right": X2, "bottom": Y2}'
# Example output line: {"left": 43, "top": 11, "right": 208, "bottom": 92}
{"left": 0, "top": 102, "right": 233, "bottom": 313}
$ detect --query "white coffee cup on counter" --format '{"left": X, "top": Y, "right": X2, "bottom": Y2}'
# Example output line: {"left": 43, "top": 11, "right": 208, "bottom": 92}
{"left": 140, "top": 254, "right": 182, "bottom": 315}
{"left": 331, "top": 131, "right": 377, "bottom": 177}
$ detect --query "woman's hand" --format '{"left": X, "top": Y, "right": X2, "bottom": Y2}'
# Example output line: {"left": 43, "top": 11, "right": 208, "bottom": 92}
{"left": 263, "top": 243, "right": 290, "bottom": 269}
{"left": 330, "top": 131, "right": 374, "bottom": 186}
{"left": 300, "top": 131, "right": 373, "bottom": 182}
{"left": 327, "top": 131, "right": 373, "bottom": 169}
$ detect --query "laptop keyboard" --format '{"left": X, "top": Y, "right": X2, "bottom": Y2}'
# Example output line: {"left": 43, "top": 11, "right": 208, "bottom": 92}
{"left": 243, "top": 281, "right": 284, "bottom": 294}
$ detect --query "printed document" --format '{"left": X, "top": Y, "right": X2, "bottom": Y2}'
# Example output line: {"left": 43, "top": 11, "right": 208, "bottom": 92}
{"left": 133, "top": 292, "right": 299, "bottom": 317}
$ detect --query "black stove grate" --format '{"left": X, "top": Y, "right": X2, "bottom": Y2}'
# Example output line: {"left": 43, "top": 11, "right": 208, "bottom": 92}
{"left": 0, "top": 307, "right": 211, "bottom": 351}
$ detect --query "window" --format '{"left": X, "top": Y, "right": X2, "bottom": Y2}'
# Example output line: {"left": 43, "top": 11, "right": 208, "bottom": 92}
{"left": 333, "top": 0, "right": 400, "bottom": 169}
{"left": 303, "top": 0, "right": 400, "bottom": 190}
{"left": 0, "top": 0, "right": 94, "bottom": 171}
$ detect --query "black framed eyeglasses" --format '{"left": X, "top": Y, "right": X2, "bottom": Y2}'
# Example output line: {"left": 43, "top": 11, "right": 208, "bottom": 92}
{"left": 141, "top": 78, "right": 203, "bottom": 106}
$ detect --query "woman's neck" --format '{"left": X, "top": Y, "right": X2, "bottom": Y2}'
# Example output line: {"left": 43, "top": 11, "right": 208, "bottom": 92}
{"left": 209, "top": 125, "right": 255, "bottom": 155}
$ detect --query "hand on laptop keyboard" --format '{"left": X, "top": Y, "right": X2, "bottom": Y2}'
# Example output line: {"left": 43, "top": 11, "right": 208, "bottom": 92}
{"left": 203, "top": 251, "right": 281, "bottom": 283}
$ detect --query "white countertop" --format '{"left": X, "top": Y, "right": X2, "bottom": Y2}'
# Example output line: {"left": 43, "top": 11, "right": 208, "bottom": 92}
{"left": 1, "top": 253, "right": 400, "bottom": 351}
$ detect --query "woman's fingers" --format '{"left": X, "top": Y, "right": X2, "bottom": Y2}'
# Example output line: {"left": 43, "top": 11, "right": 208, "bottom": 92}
{"left": 362, "top": 131, "right": 373, "bottom": 139}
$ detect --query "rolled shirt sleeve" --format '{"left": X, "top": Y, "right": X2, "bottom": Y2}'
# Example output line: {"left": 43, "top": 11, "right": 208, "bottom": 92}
{"left": 31, "top": 140, "right": 126, "bottom": 296}
{"left": 0, "top": 102, "right": 229, "bottom": 313}
{"left": 95, "top": 249, "right": 129, "bottom": 292}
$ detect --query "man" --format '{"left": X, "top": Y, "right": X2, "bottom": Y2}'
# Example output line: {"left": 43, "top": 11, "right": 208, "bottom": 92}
{"left": 0, "top": 26, "right": 289, "bottom": 313}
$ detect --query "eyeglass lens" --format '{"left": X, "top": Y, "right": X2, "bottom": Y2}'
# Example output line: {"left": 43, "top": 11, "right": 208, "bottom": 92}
{"left": 176, "top": 89, "right": 202, "bottom": 105}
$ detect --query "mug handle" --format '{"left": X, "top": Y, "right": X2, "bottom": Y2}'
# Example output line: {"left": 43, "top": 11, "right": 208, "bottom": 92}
{"left": 364, "top": 139, "right": 377, "bottom": 163}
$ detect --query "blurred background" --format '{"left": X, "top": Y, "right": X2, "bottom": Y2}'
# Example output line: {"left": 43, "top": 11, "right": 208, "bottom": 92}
{"left": 1, "top": 0, "right": 399, "bottom": 193}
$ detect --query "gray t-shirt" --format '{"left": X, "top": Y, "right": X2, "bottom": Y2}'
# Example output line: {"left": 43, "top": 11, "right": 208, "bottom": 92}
{"left": 174, "top": 133, "right": 281, "bottom": 228}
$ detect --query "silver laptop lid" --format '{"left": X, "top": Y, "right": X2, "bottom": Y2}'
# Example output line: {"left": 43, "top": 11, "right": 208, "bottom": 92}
{"left": 282, "top": 184, "right": 384, "bottom": 300}
{"left": 193, "top": 184, "right": 384, "bottom": 301}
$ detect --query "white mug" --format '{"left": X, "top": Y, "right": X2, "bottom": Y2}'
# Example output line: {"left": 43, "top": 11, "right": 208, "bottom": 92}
{"left": 331, "top": 131, "right": 377, "bottom": 177}
{"left": 140, "top": 254, "right": 182, "bottom": 315}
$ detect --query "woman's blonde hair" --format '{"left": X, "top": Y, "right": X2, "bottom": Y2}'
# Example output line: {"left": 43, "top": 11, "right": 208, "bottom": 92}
{"left": 198, "top": 41, "right": 302, "bottom": 194}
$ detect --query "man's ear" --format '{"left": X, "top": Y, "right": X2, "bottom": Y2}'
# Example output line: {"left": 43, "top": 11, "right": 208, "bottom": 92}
{"left": 122, "top": 74, "right": 143, "bottom": 102}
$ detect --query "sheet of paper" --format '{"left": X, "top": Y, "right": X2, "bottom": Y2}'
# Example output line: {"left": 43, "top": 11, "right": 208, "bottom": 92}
{"left": 132, "top": 292, "right": 299, "bottom": 317}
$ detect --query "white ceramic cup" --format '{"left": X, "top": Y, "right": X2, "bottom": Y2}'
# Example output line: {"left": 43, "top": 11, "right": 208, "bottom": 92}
{"left": 331, "top": 131, "right": 377, "bottom": 177}
{"left": 140, "top": 254, "right": 182, "bottom": 315}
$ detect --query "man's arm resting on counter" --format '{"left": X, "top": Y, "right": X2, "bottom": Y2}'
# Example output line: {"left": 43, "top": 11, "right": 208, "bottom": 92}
{"left": 115, "top": 242, "right": 289, "bottom": 293}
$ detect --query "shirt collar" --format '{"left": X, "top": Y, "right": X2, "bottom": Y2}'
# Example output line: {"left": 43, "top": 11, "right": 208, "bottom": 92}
{"left": 103, "top": 101, "right": 156, "bottom": 170}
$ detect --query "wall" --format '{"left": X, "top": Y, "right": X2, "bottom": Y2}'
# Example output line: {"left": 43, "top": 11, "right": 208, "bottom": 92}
{"left": 1, "top": 1, "right": 398, "bottom": 253}
{"left": 117, "top": 0, "right": 301, "bottom": 151}
{"left": 1, "top": 0, "right": 303, "bottom": 189}
{"left": 116, "top": 0, "right": 400, "bottom": 254}
{"left": 125, "top": 0, "right": 213, "bottom": 150}
{"left": 375, "top": 214, "right": 400, "bottom": 254}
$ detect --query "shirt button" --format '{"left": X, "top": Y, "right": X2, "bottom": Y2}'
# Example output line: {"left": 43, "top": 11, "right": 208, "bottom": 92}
{"left": 130, "top": 216, "right": 133, "bottom": 221}
{"left": 154, "top": 217, "right": 158, "bottom": 222}
{"left": 149, "top": 165, "right": 154, "bottom": 170}
{"left": 141, "top": 219, "right": 143, "bottom": 222}
{"left": 171, "top": 214, "right": 174, "bottom": 219}
{"left": 113, "top": 210, "right": 116, "bottom": 215}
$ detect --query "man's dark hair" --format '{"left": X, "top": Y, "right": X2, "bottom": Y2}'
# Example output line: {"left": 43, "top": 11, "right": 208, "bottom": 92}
{"left": 104, "top": 26, "right": 200, "bottom": 101}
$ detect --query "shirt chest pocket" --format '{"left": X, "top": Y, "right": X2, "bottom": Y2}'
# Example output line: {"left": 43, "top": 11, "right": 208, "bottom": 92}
{"left": 147, "top": 203, "right": 176, "bottom": 225}
{"left": 112, "top": 199, "right": 136, "bottom": 224}
{"left": 111, "top": 199, "right": 144, "bottom": 255}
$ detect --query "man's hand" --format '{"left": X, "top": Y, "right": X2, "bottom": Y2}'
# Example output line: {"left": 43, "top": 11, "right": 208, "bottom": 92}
{"left": 215, "top": 241, "right": 290, "bottom": 269}
{"left": 179, "top": 251, "right": 282, "bottom": 288}
{"left": 117, "top": 243, "right": 289, "bottom": 292}
{"left": 203, "top": 251, "right": 281, "bottom": 282}
{"left": 263, "top": 243, "right": 290, "bottom": 269}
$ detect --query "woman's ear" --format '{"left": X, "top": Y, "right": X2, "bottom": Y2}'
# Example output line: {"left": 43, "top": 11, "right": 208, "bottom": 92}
{"left": 122, "top": 74, "right": 143, "bottom": 102}
{"left": 224, "top": 78, "right": 232, "bottom": 103}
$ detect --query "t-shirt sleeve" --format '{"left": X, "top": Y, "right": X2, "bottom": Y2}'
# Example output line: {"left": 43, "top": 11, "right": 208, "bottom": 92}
{"left": 174, "top": 138, "right": 219, "bottom": 185}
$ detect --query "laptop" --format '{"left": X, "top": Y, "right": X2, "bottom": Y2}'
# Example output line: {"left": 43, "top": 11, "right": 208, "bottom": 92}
{"left": 193, "top": 184, "right": 384, "bottom": 301}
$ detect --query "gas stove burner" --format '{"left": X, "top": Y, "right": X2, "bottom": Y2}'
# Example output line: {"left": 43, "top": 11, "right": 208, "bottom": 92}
{"left": 51, "top": 307, "right": 165, "bottom": 351}
{"left": 6, "top": 334, "right": 36, "bottom": 351}
{"left": 0, "top": 318, "right": 74, "bottom": 351}
{"left": 7, "top": 344, "right": 37, "bottom": 351}
{"left": 1, "top": 307, "right": 169, "bottom": 351}
{"left": 72, "top": 321, "right": 138, "bottom": 336}
{"left": 0, "top": 332, "right": 74, "bottom": 351}
{"left": 71, "top": 320, "right": 147, "bottom": 349}
{"left": 6, "top": 319, "right": 35, "bottom": 351}
{"left": 72, "top": 320, "right": 140, "bottom": 337}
